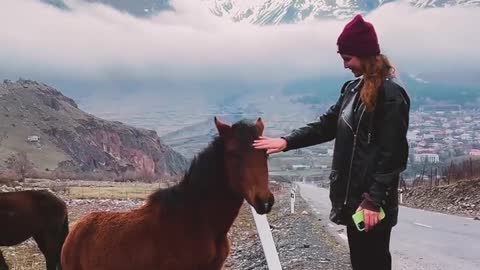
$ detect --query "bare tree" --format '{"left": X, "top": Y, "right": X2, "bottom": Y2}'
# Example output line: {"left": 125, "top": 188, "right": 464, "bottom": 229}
{"left": 5, "top": 152, "right": 34, "bottom": 182}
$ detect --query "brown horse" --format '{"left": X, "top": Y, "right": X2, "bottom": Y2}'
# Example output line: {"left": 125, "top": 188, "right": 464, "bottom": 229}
{"left": 61, "top": 117, "right": 274, "bottom": 270}
{"left": 0, "top": 190, "right": 69, "bottom": 270}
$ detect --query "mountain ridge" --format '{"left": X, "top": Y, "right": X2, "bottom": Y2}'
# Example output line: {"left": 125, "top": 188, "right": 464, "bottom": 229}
{"left": 0, "top": 79, "right": 188, "bottom": 179}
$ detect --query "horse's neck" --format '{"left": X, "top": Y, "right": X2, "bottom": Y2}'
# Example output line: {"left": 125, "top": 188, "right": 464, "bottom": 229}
{"left": 179, "top": 144, "right": 245, "bottom": 235}
{"left": 196, "top": 184, "right": 244, "bottom": 236}
{"left": 174, "top": 174, "right": 242, "bottom": 234}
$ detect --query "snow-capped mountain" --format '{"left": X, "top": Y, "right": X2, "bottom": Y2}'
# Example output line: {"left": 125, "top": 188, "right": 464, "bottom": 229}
{"left": 38, "top": 0, "right": 480, "bottom": 23}
{"left": 203, "top": 0, "right": 395, "bottom": 23}
{"left": 408, "top": 0, "right": 480, "bottom": 8}
{"left": 40, "top": 0, "right": 171, "bottom": 17}
{"left": 203, "top": 0, "right": 480, "bottom": 24}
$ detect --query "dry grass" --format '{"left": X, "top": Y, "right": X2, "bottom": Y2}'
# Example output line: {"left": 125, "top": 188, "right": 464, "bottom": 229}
{"left": 67, "top": 184, "right": 163, "bottom": 199}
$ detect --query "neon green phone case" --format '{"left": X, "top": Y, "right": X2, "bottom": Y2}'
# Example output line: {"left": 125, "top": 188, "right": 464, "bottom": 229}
{"left": 352, "top": 207, "right": 386, "bottom": 231}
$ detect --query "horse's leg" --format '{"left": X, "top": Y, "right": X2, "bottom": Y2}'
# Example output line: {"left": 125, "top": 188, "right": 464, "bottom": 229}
{"left": 35, "top": 214, "right": 69, "bottom": 270}
{"left": 204, "top": 238, "right": 230, "bottom": 270}
{"left": 56, "top": 216, "right": 69, "bottom": 270}
{"left": 0, "top": 249, "right": 9, "bottom": 270}
{"left": 34, "top": 233, "right": 61, "bottom": 270}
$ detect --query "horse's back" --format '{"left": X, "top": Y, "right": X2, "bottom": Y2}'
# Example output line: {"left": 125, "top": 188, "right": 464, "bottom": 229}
{"left": 0, "top": 190, "right": 68, "bottom": 247}
{"left": 0, "top": 190, "right": 65, "bottom": 210}
{"left": 0, "top": 190, "right": 67, "bottom": 223}
{"left": 0, "top": 191, "right": 33, "bottom": 245}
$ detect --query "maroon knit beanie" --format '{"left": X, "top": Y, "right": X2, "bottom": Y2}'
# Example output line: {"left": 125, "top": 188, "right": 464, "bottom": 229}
{"left": 337, "top": 14, "right": 380, "bottom": 57}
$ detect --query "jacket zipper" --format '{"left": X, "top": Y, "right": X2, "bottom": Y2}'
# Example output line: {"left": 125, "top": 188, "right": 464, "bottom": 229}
{"left": 344, "top": 106, "right": 366, "bottom": 205}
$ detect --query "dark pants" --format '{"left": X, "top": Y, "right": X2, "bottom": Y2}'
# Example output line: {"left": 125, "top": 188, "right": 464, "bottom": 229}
{"left": 347, "top": 225, "right": 392, "bottom": 270}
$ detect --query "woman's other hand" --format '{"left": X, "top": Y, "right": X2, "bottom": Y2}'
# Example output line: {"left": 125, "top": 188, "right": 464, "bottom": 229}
{"left": 356, "top": 206, "right": 381, "bottom": 232}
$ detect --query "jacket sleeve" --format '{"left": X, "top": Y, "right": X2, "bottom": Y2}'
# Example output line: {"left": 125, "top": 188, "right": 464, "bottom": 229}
{"left": 367, "top": 85, "right": 410, "bottom": 208}
{"left": 281, "top": 81, "right": 351, "bottom": 151}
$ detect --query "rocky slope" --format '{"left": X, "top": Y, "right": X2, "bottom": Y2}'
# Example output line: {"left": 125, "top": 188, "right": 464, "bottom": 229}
{"left": 403, "top": 179, "right": 480, "bottom": 218}
{"left": 0, "top": 79, "right": 188, "bottom": 177}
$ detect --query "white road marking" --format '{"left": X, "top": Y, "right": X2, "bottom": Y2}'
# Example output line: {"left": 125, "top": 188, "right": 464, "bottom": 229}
{"left": 414, "top": 222, "right": 433, "bottom": 229}
{"left": 251, "top": 206, "right": 283, "bottom": 270}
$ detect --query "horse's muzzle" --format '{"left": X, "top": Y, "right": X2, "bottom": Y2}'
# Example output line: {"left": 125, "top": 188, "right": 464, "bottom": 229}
{"left": 254, "top": 195, "right": 274, "bottom": 215}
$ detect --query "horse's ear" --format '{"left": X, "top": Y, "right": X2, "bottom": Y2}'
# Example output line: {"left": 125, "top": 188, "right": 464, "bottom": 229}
{"left": 255, "top": 117, "right": 264, "bottom": 136}
{"left": 214, "top": 117, "right": 231, "bottom": 137}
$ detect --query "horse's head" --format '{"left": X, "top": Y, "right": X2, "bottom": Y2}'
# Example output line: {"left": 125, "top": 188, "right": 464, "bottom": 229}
{"left": 214, "top": 117, "right": 274, "bottom": 214}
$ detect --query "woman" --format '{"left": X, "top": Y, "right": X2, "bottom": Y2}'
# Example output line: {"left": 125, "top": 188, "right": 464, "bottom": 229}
{"left": 253, "top": 15, "right": 410, "bottom": 270}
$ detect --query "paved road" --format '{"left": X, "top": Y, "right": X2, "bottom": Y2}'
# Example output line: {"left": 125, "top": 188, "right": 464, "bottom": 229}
{"left": 296, "top": 182, "right": 480, "bottom": 270}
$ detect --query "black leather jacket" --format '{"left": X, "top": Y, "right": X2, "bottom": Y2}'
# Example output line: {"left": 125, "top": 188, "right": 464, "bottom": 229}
{"left": 283, "top": 78, "right": 410, "bottom": 227}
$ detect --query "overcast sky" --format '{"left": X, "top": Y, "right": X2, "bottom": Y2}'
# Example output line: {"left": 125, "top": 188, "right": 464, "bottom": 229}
{"left": 0, "top": 0, "right": 478, "bottom": 89}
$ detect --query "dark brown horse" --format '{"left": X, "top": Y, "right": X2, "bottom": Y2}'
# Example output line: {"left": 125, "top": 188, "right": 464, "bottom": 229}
{"left": 61, "top": 117, "right": 274, "bottom": 270}
{"left": 0, "top": 190, "right": 69, "bottom": 270}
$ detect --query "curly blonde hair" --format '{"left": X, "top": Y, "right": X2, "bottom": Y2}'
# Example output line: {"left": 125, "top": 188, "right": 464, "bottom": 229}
{"left": 360, "top": 54, "right": 396, "bottom": 112}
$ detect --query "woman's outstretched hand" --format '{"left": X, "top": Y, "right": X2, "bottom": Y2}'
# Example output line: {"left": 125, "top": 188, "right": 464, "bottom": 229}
{"left": 252, "top": 136, "right": 287, "bottom": 155}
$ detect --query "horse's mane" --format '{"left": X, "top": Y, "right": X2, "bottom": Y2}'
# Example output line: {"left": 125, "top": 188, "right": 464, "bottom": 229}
{"left": 147, "top": 120, "right": 258, "bottom": 206}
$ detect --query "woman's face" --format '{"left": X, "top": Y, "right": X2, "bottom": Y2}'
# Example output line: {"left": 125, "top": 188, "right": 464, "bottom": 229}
{"left": 341, "top": 54, "right": 363, "bottom": 77}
